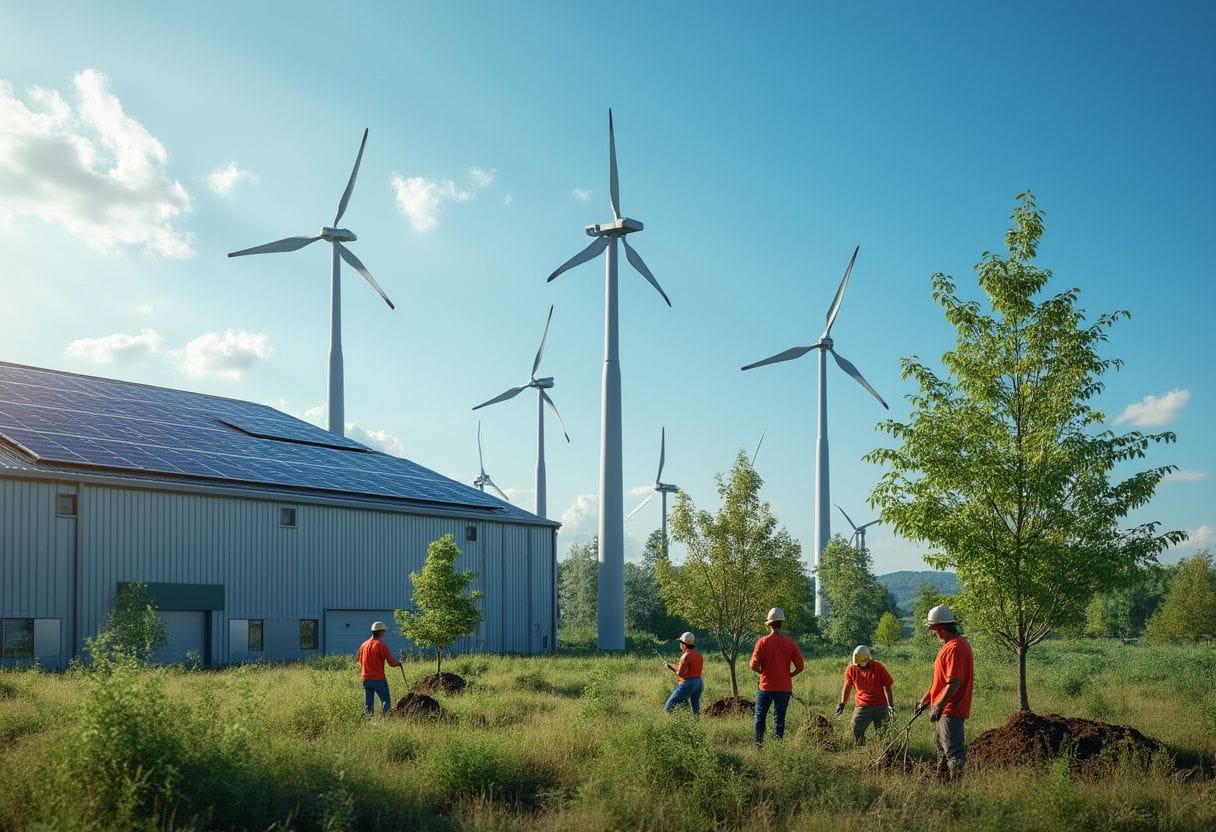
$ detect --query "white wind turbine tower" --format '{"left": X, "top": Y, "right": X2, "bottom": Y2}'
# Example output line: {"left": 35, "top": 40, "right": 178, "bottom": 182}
{"left": 227, "top": 129, "right": 394, "bottom": 436}
{"left": 547, "top": 109, "right": 671, "bottom": 650}
{"left": 472, "top": 422, "right": 509, "bottom": 501}
{"left": 471, "top": 305, "right": 570, "bottom": 518}
{"left": 836, "top": 504, "right": 880, "bottom": 552}
{"left": 741, "top": 246, "right": 888, "bottom": 617}
{"left": 626, "top": 427, "right": 679, "bottom": 556}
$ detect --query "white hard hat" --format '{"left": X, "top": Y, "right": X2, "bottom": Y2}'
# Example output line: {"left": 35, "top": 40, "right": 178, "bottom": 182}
{"left": 925, "top": 605, "right": 956, "bottom": 627}
{"left": 677, "top": 632, "right": 695, "bottom": 646}
{"left": 370, "top": 621, "right": 388, "bottom": 632}
{"left": 852, "top": 645, "right": 872, "bottom": 665}
{"left": 766, "top": 607, "right": 785, "bottom": 624}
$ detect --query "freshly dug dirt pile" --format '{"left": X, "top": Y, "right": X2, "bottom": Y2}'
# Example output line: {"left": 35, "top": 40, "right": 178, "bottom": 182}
{"left": 704, "top": 696, "right": 755, "bottom": 717}
{"left": 796, "top": 713, "right": 840, "bottom": 750}
{"left": 412, "top": 672, "right": 467, "bottom": 695}
{"left": 969, "top": 711, "right": 1160, "bottom": 770}
{"left": 391, "top": 692, "right": 445, "bottom": 719}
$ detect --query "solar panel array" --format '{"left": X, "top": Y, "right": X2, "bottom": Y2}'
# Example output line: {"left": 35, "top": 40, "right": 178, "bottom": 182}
{"left": 0, "top": 363, "right": 505, "bottom": 511}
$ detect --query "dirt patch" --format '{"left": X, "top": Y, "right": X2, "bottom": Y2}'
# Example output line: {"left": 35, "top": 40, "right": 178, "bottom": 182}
{"left": 703, "top": 696, "right": 755, "bottom": 717}
{"left": 969, "top": 711, "right": 1161, "bottom": 770}
{"left": 412, "top": 672, "right": 467, "bottom": 695}
{"left": 390, "top": 692, "right": 446, "bottom": 720}
{"left": 796, "top": 713, "right": 840, "bottom": 750}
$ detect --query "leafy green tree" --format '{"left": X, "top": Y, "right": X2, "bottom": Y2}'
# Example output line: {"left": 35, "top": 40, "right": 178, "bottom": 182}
{"left": 1085, "top": 562, "right": 1176, "bottom": 638}
{"left": 911, "top": 583, "right": 950, "bottom": 654}
{"left": 818, "top": 535, "right": 892, "bottom": 649}
{"left": 1146, "top": 553, "right": 1216, "bottom": 642}
{"left": 867, "top": 192, "right": 1184, "bottom": 711}
{"left": 558, "top": 538, "right": 599, "bottom": 629}
{"left": 625, "top": 530, "right": 682, "bottom": 636}
{"left": 874, "top": 611, "right": 903, "bottom": 649}
{"left": 396, "top": 534, "right": 484, "bottom": 675}
{"left": 86, "top": 581, "right": 168, "bottom": 666}
{"left": 657, "top": 451, "right": 809, "bottom": 698}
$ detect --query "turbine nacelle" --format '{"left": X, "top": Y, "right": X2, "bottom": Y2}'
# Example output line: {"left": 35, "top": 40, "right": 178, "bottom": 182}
{"left": 531, "top": 377, "right": 555, "bottom": 389}
{"left": 657, "top": 483, "right": 679, "bottom": 494}
{"left": 585, "top": 218, "right": 644, "bottom": 237}
{"left": 321, "top": 227, "right": 357, "bottom": 243}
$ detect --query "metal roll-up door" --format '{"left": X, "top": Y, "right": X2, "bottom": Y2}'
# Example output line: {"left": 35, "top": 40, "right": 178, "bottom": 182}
{"left": 152, "top": 610, "right": 207, "bottom": 664}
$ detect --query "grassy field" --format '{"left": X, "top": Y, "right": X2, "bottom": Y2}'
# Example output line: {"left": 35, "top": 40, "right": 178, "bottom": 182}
{"left": 1, "top": 638, "right": 1213, "bottom": 832}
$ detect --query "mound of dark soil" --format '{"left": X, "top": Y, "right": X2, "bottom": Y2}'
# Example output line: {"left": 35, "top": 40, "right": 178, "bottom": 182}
{"left": 796, "top": 713, "right": 840, "bottom": 750}
{"left": 704, "top": 696, "right": 755, "bottom": 717}
{"left": 970, "top": 712, "right": 1160, "bottom": 770}
{"left": 391, "top": 692, "right": 445, "bottom": 719}
{"left": 412, "top": 672, "right": 467, "bottom": 695}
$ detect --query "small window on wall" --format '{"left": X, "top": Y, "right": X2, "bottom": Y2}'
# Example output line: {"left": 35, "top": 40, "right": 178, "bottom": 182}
{"left": 465, "top": 525, "right": 478, "bottom": 541}
{"left": 56, "top": 494, "right": 77, "bottom": 517}
{"left": 299, "top": 619, "right": 318, "bottom": 650}
{"left": 248, "top": 620, "right": 264, "bottom": 652}
{"left": 2, "top": 619, "right": 34, "bottom": 658}
{"left": 280, "top": 507, "right": 297, "bottom": 527}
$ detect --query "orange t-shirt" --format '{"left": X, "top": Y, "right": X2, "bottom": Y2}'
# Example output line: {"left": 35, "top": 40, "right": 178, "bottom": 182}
{"left": 844, "top": 660, "right": 894, "bottom": 706}
{"left": 356, "top": 636, "right": 397, "bottom": 681}
{"left": 928, "top": 636, "right": 974, "bottom": 718}
{"left": 750, "top": 632, "right": 804, "bottom": 692}
{"left": 674, "top": 648, "right": 703, "bottom": 682}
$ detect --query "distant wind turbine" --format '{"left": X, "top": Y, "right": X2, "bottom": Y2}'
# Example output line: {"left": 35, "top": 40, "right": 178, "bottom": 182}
{"left": 741, "top": 246, "right": 888, "bottom": 617}
{"left": 472, "top": 304, "right": 569, "bottom": 518}
{"left": 547, "top": 109, "right": 670, "bottom": 650}
{"left": 472, "top": 422, "right": 508, "bottom": 501}
{"left": 227, "top": 128, "right": 394, "bottom": 436}
{"left": 626, "top": 427, "right": 679, "bottom": 556}
{"left": 836, "top": 504, "right": 880, "bottom": 552}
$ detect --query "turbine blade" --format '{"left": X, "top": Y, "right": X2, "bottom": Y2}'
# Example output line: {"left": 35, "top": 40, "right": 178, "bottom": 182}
{"left": 622, "top": 238, "right": 671, "bottom": 307}
{"left": 860, "top": 520, "right": 881, "bottom": 530}
{"left": 477, "top": 421, "right": 485, "bottom": 475}
{"left": 228, "top": 235, "right": 322, "bottom": 257}
{"left": 531, "top": 305, "right": 555, "bottom": 378}
{"left": 337, "top": 244, "right": 395, "bottom": 309}
{"left": 830, "top": 348, "right": 889, "bottom": 409}
{"left": 751, "top": 430, "right": 766, "bottom": 466}
{"left": 835, "top": 504, "right": 859, "bottom": 531}
{"left": 625, "top": 490, "right": 656, "bottom": 522}
{"left": 540, "top": 390, "right": 570, "bottom": 442}
{"left": 483, "top": 475, "right": 509, "bottom": 501}
{"left": 547, "top": 236, "right": 609, "bottom": 282}
{"left": 609, "top": 108, "right": 620, "bottom": 220}
{"left": 824, "top": 245, "right": 860, "bottom": 337}
{"left": 741, "top": 345, "right": 818, "bottom": 371}
{"left": 473, "top": 384, "right": 529, "bottom": 410}
{"left": 334, "top": 128, "right": 368, "bottom": 226}
{"left": 656, "top": 426, "right": 665, "bottom": 485}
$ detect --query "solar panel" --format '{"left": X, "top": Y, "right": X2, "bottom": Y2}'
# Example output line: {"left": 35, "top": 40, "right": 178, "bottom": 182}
{"left": 0, "top": 363, "right": 506, "bottom": 511}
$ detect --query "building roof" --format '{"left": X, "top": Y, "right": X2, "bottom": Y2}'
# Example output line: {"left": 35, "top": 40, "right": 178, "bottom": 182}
{"left": 0, "top": 361, "right": 552, "bottom": 525}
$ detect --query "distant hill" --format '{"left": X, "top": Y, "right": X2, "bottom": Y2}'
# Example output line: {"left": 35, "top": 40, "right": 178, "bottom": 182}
{"left": 878, "top": 570, "right": 958, "bottom": 614}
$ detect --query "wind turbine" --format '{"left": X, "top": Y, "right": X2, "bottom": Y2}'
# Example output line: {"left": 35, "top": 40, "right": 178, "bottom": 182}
{"left": 547, "top": 109, "right": 671, "bottom": 650}
{"left": 472, "top": 304, "right": 570, "bottom": 518}
{"left": 741, "top": 246, "right": 888, "bottom": 617}
{"left": 626, "top": 427, "right": 679, "bottom": 556}
{"left": 836, "top": 504, "right": 880, "bottom": 552}
{"left": 472, "top": 422, "right": 508, "bottom": 501}
{"left": 227, "top": 128, "right": 394, "bottom": 436}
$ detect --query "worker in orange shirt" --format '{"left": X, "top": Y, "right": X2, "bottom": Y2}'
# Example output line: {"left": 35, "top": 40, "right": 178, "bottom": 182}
{"left": 663, "top": 631, "right": 704, "bottom": 716}
{"left": 356, "top": 621, "right": 402, "bottom": 716}
{"left": 749, "top": 607, "right": 804, "bottom": 744}
{"left": 914, "top": 605, "right": 974, "bottom": 780}
{"left": 834, "top": 644, "right": 895, "bottom": 745}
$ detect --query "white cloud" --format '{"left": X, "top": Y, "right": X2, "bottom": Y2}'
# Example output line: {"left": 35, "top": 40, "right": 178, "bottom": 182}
{"left": 628, "top": 484, "right": 654, "bottom": 497}
{"left": 65, "top": 328, "right": 160, "bottom": 364}
{"left": 1162, "top": 469, "right": 1208, "bottom": 486}
{"left": 389, "top": 174, "right": 472, "bottom": 232}
{"left": 503, "top": 195, "right": 513, "bottom": 206}
{"left": 571, "top": 188, "right": 592, "bottom": 202}
{"left": 134, "top": 302, "right": 154, "bottom": 316}
{"left": 346, "top": 423, "right": 405, "bottom": 457}
{"left": 1181, "top": 525, "right": 1215, "bottom": 551}
{"left": 301, "top": 404, "right": 326, "bottom": 426}
{"left": 467, "top": 166, "right": 495, "bottom": 188}
{"left": 1115, "top": 388, "right": 1189, "bottom": 427}
{"left": 206, "top": 162, "right": 256, "bottom": 197}
{"left": 174, "top": 330, "right": 271, "bottom": 380}
{"left": 502, "top": 486, "right": 535, "bottom": 505}
{"left": 0, "top": 69, "right": 193, "bottom": 257}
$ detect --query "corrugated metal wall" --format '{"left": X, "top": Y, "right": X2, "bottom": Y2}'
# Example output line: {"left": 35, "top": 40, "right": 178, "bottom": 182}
{"left": 0, "top": 477, "right": 555, "bottom": 667}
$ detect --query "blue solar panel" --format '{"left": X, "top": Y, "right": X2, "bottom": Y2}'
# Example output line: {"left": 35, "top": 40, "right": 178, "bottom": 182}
{"left": 0, "top": 363, "right": 505, "bottom": 511}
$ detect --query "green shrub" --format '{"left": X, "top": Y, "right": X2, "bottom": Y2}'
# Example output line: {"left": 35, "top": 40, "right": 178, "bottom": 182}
{"left": 426, "top": 735, "right": 552, "bottom": 805}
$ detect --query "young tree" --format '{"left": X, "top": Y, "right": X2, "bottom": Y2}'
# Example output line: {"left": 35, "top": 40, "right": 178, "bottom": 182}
{"left": 86, "top": 581, "right": 168, "bottom": 665}
{"left": 396, "top": 534, "right": 484, "bottom": 675}
{"left": 656, "top": 451, "right": 809, "bottom": 698}
{"left": 818, "top": 535, "right": 891, "bottom": 649}
{"left": 1084, "top": 562, "right": 1175, "bottom": 638}
{"left": 557, "top": 538, "right": 598, "bottom": 629}
{"left": 867, "top": 193, "right": 1184, "bottom": 711}
{"left": 625, "top": 530, "right": 676, "bottom": 635}
{"left": 1145, "top": 552, "right": 1216, "bottom": 641}
{"left": 874, "top": 611, "right": 903, "bottom": 649}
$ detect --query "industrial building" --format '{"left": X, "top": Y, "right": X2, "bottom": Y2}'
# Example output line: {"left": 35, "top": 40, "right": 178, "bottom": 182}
{"left": 0, "top": 361, "right": 558, "bottom": 669}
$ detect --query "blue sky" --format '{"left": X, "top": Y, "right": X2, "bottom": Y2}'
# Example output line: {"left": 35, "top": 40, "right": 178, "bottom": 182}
{"left": 2, "top": 2, "right": 1212, "bottom": 572}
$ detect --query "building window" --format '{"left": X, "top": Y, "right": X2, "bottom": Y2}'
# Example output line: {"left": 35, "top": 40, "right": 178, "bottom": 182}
{"left": 56, "top": 494, "right": 77, "bottom": 517}
{"left": 465, "top": 525, "right": 478, "bottom": 541}
{"left": 280, "top": 507, "right": 297, "bottom": 527}
{"left": 2, "top": 619, "right": 34, "bottom": 659}
{"left": 299, "top": 619, "right": 318, "bottom": 650}
{"left": 248, "top": 620, "right": 264, "bottom": 652}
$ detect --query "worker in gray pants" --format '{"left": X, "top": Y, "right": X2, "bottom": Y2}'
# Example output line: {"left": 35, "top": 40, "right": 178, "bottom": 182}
{"left": 834, "top": 644, "right": 896, "bottom": 745}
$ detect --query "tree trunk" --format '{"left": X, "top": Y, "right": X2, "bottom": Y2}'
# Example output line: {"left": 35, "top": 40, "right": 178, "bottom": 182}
{"left": 437, "top": 648, "right": 443, "bottom": 676}
{"left": 1016, "top": 642, "right": 1030, "bottom": 711}
{"left": 728, "top": 657, "right": 739, "bottom": 699}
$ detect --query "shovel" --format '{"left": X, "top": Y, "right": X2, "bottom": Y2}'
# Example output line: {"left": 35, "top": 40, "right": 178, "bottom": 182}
{"left": 876, "top": 708, "right": 924, "bottom": 770}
